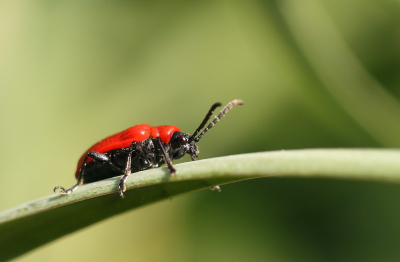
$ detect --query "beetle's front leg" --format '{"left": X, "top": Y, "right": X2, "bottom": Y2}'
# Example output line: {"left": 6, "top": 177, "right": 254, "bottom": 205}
{"left": 155, "top": 137, "right": 176, "bottom": 175}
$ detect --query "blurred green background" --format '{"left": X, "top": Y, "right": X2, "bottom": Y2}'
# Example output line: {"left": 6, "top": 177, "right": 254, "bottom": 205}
{"left": 2, "top": 0, "right": 400, "bottom": 261}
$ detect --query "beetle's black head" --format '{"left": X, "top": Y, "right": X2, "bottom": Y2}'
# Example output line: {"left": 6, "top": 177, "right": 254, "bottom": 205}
{"left": 170, "top": 132, "right": 199, "bottom": 161}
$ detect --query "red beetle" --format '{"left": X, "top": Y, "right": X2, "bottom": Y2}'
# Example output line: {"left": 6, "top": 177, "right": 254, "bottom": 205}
{"left": 54, "top": 100, "right": 243, "bottom": 198}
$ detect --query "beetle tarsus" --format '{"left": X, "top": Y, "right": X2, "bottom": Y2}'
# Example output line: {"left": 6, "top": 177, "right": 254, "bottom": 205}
{"left": 118, "top": 174, "right": 128, "bottom": 198}
{"left": 119, "top": 190, "right": 125, "bottom": 199}
{"left": 53, "top": 185, "right": 66, "bottom": 193}
{"left": 54, "top": 184, "right": 78, "bottom": 194}
{"left": 210, "top": 185, "right": 221, "bottom": 192}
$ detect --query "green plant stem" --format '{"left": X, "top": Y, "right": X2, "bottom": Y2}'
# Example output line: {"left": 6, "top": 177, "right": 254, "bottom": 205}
{"left": 1, "top": 149, "right": 400, "bottom": 261}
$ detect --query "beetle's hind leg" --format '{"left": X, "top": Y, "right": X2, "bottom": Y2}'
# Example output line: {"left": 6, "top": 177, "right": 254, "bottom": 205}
{"left": 53, "top": 184, "right": 80, "bottom": 195}
{"left": 54, "top": 151, "right": 119, "bottom": 195}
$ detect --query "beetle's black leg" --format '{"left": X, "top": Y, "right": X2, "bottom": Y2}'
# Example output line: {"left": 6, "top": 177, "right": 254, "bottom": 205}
{"left": 118, "top": 141, "right": 144, "bottom": 198}
{"left": 118, "top": 152, "right": 132, "bottom": 198}
{"left": 54, "top": 151, "right": 121, "bottom": 195}
{"left": 155, "top": 137, "right": 176, "bottom": 174}
{"left": 210, "top": 185, "right": 221, "bottom": 192}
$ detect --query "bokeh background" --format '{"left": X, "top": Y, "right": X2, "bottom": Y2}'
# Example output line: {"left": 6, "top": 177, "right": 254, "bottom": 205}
{"left": 2, "top": 0, "right": 400, "bottom": 261}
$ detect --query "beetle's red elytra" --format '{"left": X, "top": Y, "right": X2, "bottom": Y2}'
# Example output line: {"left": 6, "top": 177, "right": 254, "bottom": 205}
{"left": 54, "top": 99, "right": 243, "bottom": 198}
{"left": 74, "top": 125, "right": 180, "bottom": 178}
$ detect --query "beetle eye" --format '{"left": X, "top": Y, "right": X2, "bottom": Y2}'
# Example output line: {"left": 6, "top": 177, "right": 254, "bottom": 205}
{"left": 171, "top": 132, "right": 188, "bottom": 148}
{"left": 178, "top": 135, "right": 188, "bottom": 145}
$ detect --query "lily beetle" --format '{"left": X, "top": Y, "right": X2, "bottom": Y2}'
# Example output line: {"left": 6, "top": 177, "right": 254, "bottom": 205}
{"left": 54, "top": 99, "right": 243, "bottom": 198}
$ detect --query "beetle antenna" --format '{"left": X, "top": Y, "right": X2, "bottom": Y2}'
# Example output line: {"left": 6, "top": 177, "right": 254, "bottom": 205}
{"left": 194, "top": 99, "right": 244, "bottom": 142}
{"left": 189, "top": 102, "right": 222, "bottom": 142}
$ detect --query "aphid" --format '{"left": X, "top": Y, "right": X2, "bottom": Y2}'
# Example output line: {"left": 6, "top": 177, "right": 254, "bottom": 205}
{"left": 54, "top": 100, "right": 243, "bottom": 198}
